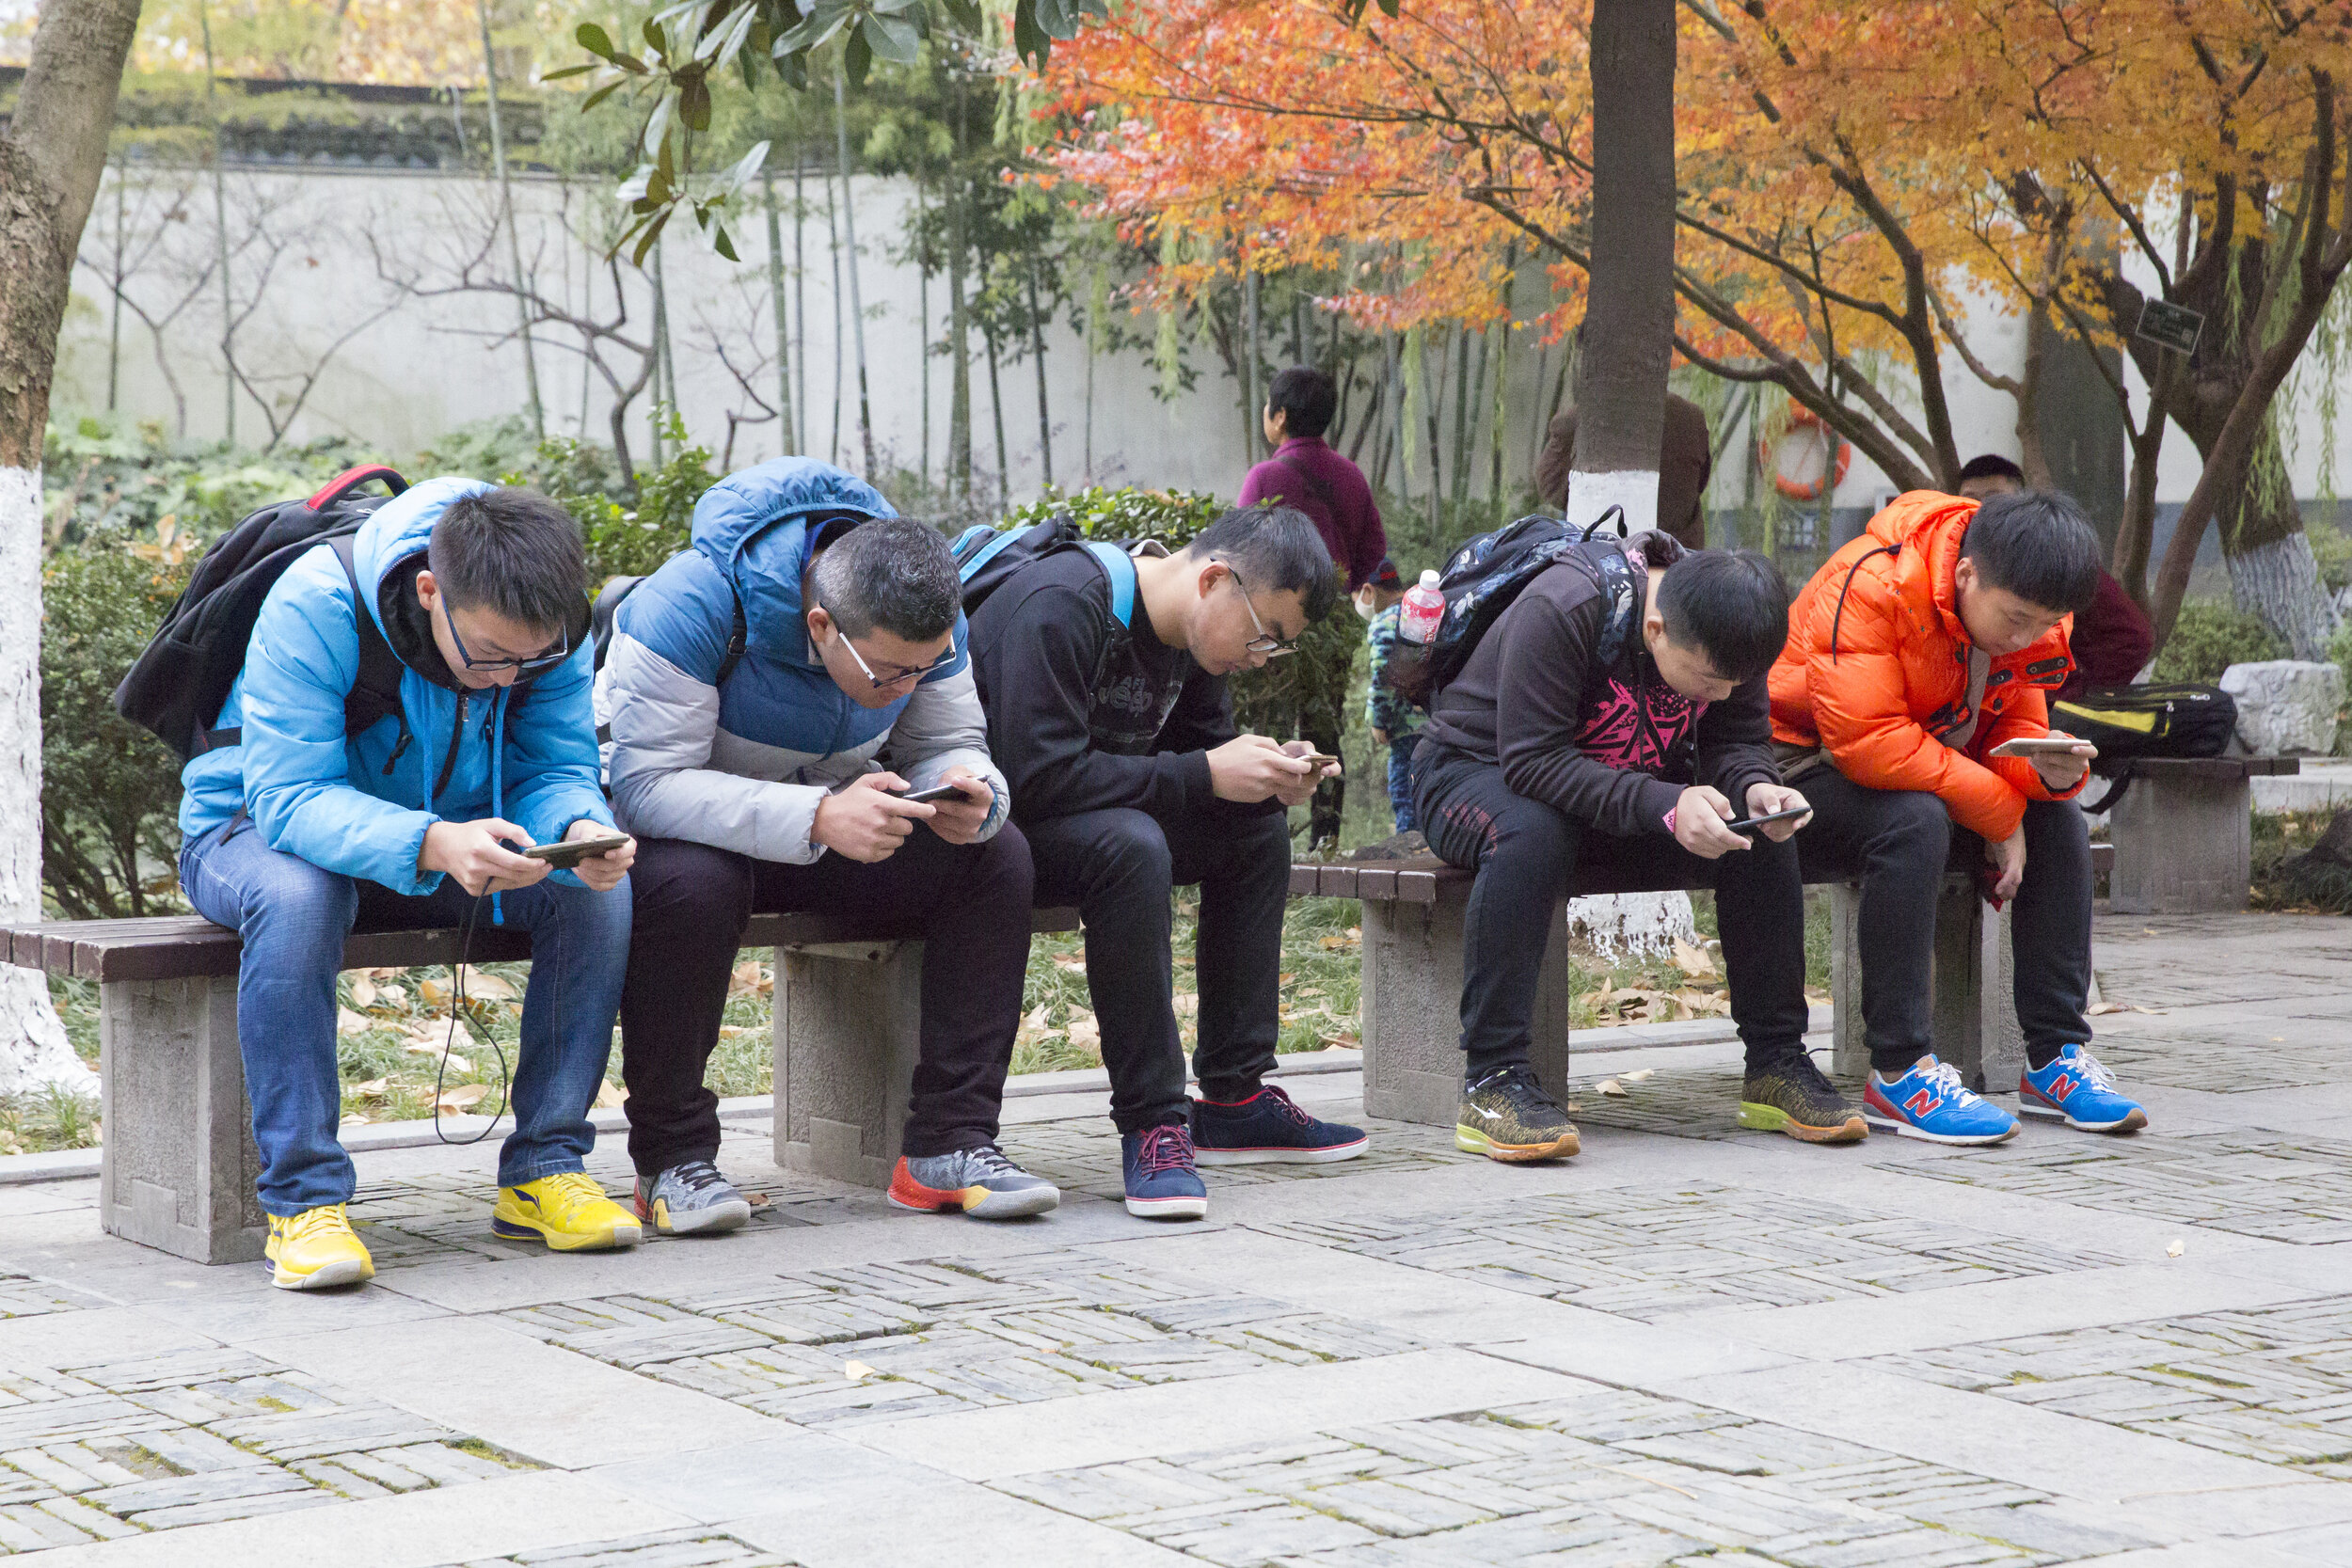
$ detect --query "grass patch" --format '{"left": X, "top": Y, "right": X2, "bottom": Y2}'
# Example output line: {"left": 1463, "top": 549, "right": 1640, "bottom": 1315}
{"left": 2252, "top": 809, "right": 2352, "bottom": 914}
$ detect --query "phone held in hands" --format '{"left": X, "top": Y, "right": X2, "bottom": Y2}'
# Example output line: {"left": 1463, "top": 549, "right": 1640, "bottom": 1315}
{"left": 1723, "top": 803, "right": 1809, "bottom": 833}
{"left": 519, "top": 832, "right": 630, "bottom": 869}
{"left": 893, "top": 781, "right": 974, "bottom": 805}
{"left": 1988, "top": 736, "right": 2095, "bottom": 758}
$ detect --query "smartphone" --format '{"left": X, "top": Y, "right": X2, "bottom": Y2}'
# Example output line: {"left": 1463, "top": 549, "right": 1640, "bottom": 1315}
{"left": 1724, "top": 803, "right": 1810, "bottom": 833}
{"left": 521, "top": 832, "right": 630, "bottom": 868}
{"left": 1295, "top": 753, "right": 1342, "bottom": 769}
{"left": 894, "top": 781, "right": 975, "bottom": 805}
{"left": 1989, "top": 736, "right": 2094, "bottom": 758}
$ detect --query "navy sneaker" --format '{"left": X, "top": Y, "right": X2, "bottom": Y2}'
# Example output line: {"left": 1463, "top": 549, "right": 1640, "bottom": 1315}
{"left": 1121, "top": 1123, "right": 1208, "bottom": 1220}
{"left": 2021, "top": 1044, "right": 2149, "bottom": 1133}
{"left": 1862, "top": 1053, "right": 2020, "bottom": 1146}
{"left": 1191, "top": 1084, "right": 1369, "bottom": 1165}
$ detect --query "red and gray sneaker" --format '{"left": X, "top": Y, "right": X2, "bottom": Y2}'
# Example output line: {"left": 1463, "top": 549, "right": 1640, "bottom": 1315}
{"left": 889, "top": 1143, "right": 1060, "bottom": 1220}
{"left": 1191, "top": 1084, "right": 1369, "bottom": 1164}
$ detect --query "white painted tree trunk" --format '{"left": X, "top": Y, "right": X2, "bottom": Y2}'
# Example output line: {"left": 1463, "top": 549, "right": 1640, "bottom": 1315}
{"left": 2229, "top": 531, "right": 2343, "bottom": 662}
{"left": 1566, "top": 890, "right": 1696, "bottom": 960}
{"left": 1565, "top": 468, "right": 1661, "bottom": 538}
{"left": 0, "top": 465, "right": 92, "bottom": 1096}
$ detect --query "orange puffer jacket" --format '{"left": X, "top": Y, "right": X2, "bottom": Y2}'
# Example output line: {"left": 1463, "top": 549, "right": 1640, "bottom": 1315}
{"left": 1769, "top": 491, "right": 2082, "bottom": 842}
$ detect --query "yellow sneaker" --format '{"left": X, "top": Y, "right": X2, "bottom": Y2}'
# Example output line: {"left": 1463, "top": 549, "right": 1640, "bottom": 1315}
{"left": 492, "top": 1172, "right": 643, "bottom": 1252}
{"left": 264, "top": 1203, "right": 375, "bottom": 1291}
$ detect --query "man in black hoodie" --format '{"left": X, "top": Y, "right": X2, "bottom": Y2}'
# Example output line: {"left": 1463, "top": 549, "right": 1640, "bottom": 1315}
{"left": 1413, "top": 532, "right": 1862, "bottom": 1160}
{"left": 967, "top": 504, "right": 1368, "bottom": 1221}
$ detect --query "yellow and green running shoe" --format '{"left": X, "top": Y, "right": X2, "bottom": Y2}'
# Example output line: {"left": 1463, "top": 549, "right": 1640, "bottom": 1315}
{"left": 1456, "top": 1066, "right": 1581, "bottom": 1163}
{"left": 1740, "top": 1053, "right": 1867, "bottom": 1144}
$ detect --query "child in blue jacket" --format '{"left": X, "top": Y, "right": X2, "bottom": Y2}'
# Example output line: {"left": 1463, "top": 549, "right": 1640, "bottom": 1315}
{"left": 177, "top": 480, "right": 640, "bottom": 1289}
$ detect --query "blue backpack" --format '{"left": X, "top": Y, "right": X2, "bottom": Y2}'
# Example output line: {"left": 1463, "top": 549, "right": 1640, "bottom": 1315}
{"left": 953, "top": 519, "right": 1139, "bottom": 689}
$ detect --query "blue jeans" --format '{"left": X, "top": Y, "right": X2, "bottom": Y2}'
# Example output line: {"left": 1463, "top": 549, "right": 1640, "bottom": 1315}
{"left": 180, "top": 818, "right": 632, "bottom": 1215}
{"left": 1387, "top": 733, "right": 1422, "bottom": 833}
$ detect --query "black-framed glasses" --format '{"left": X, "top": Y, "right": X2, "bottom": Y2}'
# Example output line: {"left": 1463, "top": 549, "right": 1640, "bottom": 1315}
{"left": 1226, "top": 567, "right": 1298, "bottom": 657}
{"left": 440, "top": 596, "right": 572, "bottom": 674}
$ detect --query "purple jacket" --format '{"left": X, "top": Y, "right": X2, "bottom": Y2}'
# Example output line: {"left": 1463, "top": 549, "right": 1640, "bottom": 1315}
{"left": 1238, "top": 437, "right": 1387, "bottom": 591}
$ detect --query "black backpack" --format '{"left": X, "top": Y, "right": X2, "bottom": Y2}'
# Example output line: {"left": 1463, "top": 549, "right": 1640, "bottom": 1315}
{"left": 114, "top": 466, "right": 416, "bottom": 762}
{"left": 953, "top": 519, "right": 1141, "bottom": 687}
{"left": 2058, "top": 682, "right": 2238, "bottom": 814}
{"left": 1384, "top": 507, "right": 1634, "bottom": 708}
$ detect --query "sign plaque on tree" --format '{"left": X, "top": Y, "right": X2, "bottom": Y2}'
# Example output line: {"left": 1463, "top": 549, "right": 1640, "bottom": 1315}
{"left": 2134, "top": 299, "right": 2204, "bottom": 356}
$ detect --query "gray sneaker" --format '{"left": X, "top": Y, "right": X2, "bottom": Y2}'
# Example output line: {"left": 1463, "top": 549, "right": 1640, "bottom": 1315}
{"left": 634, "top": 1161, "right": 753, "bottom": 1236}
{"left": 890, "top": 1144, "right": 1060, "bottom": 1220}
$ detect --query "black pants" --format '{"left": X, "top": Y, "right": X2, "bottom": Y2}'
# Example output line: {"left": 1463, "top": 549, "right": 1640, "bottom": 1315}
{"left": 1024, "top": 804, "right": 1290, "bottom": 1133}
{"left": 618, "top": 824, "right": 1035, "bottom": 1175}
{"left": 1791, "top": 767, "right": 2092, "bottom": 1075}
{"left": 1414, "top": 745, "right": 1810, "bottom": 1082}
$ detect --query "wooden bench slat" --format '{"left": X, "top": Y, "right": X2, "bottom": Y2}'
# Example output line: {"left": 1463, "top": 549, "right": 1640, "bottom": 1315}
{"left": 1287, "top": 863, "right": 1322, "bottom": 897}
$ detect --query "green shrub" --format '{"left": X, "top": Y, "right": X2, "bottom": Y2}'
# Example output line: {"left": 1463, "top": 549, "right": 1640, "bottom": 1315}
{"left": 43, "top": 414, "right": 376, "bottom": 550}
{"left": 504, "top": 410, "right": 715, "bottom": 586}
{"left": 40, "top": 529, "right": 191, "bottom": 918}
{"left": 2153, "top": 599, "right": 2284, "bottom": 683}
{"left": 1002, "top": 483, "right": 1229, "bottom": 550}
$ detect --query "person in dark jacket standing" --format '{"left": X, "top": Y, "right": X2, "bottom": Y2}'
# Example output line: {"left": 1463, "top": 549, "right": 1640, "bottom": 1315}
{"left": 1239, "top": 366, "right": 1385, "bottom": 847}
{"left": 1535, "top": 395, "right": 1714, "bottom": 550}
{"left": 967, "top": 504, "right": 1368, "bottom": 1221}
{"left": 1415, "top": 532, "right": 1858, "bottom": 1161}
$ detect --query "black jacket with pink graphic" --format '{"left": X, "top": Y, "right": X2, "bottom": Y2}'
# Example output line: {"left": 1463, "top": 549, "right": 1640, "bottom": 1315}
{"left": 1419, "top": 531, "right": 1780, "bottom": 838}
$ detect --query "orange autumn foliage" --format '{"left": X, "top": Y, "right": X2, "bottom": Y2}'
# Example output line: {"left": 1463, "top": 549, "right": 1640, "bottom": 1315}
{"left": 1040, "top": 0, "right": 2352, "bottom": 495}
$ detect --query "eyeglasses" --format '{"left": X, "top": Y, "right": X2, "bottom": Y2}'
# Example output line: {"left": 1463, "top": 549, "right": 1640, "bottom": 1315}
{"left": 440, "top": 597, "right": 572, "bottom": 674}
{"left": 1226, "top": 567, "right": 1298, "bottom": 657}
{"left": 822, "top": 610, "right": 959, "bottom": 689}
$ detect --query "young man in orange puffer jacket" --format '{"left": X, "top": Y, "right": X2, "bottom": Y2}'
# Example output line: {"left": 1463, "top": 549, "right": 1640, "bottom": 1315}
{"left": 1771, "top": 489, "right": 2149, "bottom": 1145}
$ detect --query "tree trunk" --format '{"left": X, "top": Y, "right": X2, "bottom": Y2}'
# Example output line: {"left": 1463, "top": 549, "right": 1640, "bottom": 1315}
{"left": 0, "top": 0, "right": 142, "bottom": 1092}
{"left": 1243, "top": 271, "right": 1263, "bottom": 467}
{"left": 917, "top": 182, "right": 930, "bottom": 487}
{"left": 793, "top": 154, "right": 808, "bottom": 456}
{"left": 199, "top": 0, "right": 236, "bottom": 447}
{"left": 1569, "top": 0, "right": 1677, "bottom": 535}
{"left": 476, "top": 0, "right": 542, "bottom": 440}
{"left": 834, "top": 61, "right": 876, "bottom": 480}
{"left": 763, "top": 168, "right": 796, "bottom": 457}
{"left": 1026, "top": 252, "right": 1053, "bottom": 489}
{"left": 825, "top": 159, "right": 843, "bottom": 467}
{"left": 985, "top": 327, "right": 1010, "bottom": 515}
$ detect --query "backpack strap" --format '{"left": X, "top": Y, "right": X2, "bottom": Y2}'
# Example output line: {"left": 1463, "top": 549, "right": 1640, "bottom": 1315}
{"left": 191, "top": 531, "right": 406, "bottom": 753}
{"left": 1081, "top": 541, "right": 1138, "bottom": 630}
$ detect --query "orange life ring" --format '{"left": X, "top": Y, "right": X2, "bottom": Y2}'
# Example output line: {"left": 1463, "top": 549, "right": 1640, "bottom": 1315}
{"left": 1760, "top": 404, "right": 1852, "bottom": 501}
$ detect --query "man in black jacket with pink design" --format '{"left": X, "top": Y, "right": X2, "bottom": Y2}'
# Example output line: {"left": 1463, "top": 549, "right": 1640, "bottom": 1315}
{"left": 1413, "top": 532, "right": 1863, "bottom": 1161}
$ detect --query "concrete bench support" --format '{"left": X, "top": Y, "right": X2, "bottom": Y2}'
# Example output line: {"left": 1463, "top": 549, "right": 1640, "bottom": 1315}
{"left": 773, "top": 938, "right": 922, "bottom": 1188}
{"left": 99, "top": 975, "right": 267, "bottom": 1265}
{"left": 1359, "top": 881, "right": 1570, "bottom": 1124}
{"left": 1829, "top": 882, "right": 2022, "bottom": 1096}
{"left": 2106, "top": 757, "right": 2296, "bottom": 914}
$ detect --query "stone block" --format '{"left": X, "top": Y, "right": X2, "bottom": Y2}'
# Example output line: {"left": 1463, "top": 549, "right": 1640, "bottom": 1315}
{"left": 773, "top": 939, "right": 920, "bottom": 1188}
{"left": 2221, "top": 658, "right": 2343, "bottom": 755}
{"left": 1360, "top": 879, "right": 1568, "bottom": 1125}
{"left": 1829, "top": 881, "right": 2020, "bottom": 1094}
{"left": 2108, "top": 770, "right": 2252, "bottom": 913}
{"left": 99, "top": 976, "right": 266, "bottom": 1265}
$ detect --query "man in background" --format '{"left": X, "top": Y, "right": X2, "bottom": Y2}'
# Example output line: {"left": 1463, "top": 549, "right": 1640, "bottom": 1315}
{"left": 1536, "top": 393, "right": 1713, "bottom": 550}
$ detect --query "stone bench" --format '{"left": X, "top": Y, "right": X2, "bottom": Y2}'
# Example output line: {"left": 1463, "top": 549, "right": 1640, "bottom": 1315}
{"left": 1289, "top": 842, "right": 2115, "bottom": 1126}
{"left": 0, "top": 905, "right": 1078, "bottom": 1265}
{"left": 2100, "top": 755, "right": 2297, "bottom": 914}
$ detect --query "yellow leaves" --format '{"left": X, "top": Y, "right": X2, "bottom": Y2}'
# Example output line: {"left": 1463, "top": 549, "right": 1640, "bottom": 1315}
{"left": 594, "top": 1080, "right": 629, "bottom": 1110}
{"left": 729, "top": 961, "right": 771, "bottom": 999}
{"left": 434, "top": 1084, "right": 489, "bottom": 1117}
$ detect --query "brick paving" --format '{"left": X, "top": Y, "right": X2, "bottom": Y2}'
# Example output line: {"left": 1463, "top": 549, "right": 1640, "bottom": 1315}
{"left": 0, "top": 910, "right": 2349, "bottom": 1564}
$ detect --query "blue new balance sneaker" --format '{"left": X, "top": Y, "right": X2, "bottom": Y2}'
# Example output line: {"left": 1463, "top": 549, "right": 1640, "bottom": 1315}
{"left": 1191, "top": 1085, "right": 1369, "bottom": 1164}
{"left": 2021, "top": 1044, "right": 2149, "bottom": 1133}
{"left": 1861, "top": 1053, "right": 2020, "bottom": 1146}
{"left": 1121, "top": 1123, "right": 1208, "bottom": 1220}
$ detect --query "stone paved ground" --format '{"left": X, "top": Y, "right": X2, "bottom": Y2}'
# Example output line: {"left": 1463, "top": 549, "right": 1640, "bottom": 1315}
{"left": 7, "top": 912, "right": 2352, "bottom": 1564}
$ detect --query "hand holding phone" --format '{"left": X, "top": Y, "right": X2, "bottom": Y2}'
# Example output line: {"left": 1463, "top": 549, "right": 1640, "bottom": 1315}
{"left": 1989, "top": 736, "right": 2097, "bottom": 758}
{"left": 1724, "top": 803, "right": 1810, "bottom": 833}
{"left": 520, "top": 832, "right": 631, "bottom": 869}
{"left": 894, "top": 781, "right": 973, "bottom": 805}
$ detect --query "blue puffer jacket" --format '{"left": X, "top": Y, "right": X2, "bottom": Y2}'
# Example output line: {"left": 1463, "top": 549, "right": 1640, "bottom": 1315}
{"left": 178, "top": 477, "right": 615, "bottom": 895}
{"left": 595, "top": 456, "right": 1008, "bottom": 863}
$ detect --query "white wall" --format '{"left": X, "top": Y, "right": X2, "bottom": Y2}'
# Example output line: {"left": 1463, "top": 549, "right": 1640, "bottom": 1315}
{"left": 52, "top": 162, "right": 2352, "bottom": 520}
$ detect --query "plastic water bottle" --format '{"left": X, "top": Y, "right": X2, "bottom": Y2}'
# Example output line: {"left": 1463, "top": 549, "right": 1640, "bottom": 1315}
{"left": 1398, "top": 569, "right": 1445, "bottom": 645}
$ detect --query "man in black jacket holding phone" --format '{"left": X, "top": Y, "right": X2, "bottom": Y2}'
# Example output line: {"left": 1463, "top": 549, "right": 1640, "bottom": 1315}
{"left": 1414, "top": 532, "right": 1862, "bottom": 1161}
{"left": 966, "top": 505, "right": 1368, "bottom": 1221}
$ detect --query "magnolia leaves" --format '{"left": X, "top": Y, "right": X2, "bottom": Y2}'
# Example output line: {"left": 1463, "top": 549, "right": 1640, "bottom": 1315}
{"left": 569, "top": 0, "right": 1107, "bottom": 267}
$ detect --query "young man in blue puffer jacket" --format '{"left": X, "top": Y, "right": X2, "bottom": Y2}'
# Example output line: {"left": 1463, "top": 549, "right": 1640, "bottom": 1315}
{"left": 178, "top": 480, "right": 643, "bottom": 1290}
{"left": 598, "top": 456, "right": 1056, "bottom": 1228}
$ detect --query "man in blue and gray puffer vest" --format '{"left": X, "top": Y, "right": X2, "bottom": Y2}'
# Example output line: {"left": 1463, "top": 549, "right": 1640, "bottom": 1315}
{"left": 178, "top": 481, "right": 643, "bottom": 1291}
{"left": 598, "top": 456, "right": 1057, "bottom": 1227}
